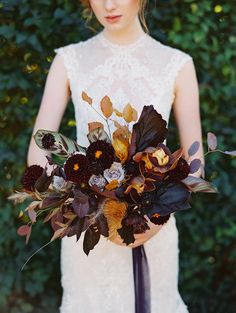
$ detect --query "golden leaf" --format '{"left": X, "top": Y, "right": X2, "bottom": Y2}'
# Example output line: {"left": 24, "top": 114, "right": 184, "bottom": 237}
{"left": 123, "top": 103, "right": 133, "bottom": 123}
{"left": 102, "top": 199, "right": 127, "bottom": 240}
{"left": 105, "top": 180, "right": 119, "bottom": 191}
{"left": 100, "top": 95, "right": 113, "bottom": 118}
{"left": 81, "top": 91, "right": 93, "bottom": 105}
{"left": 123, "top": 103, "right": 137, "bottom": 123}
{"left": 88, "top": 122, "right": 104, "bottom": 132}
{"left": 112, "top": 137, "right": 129, "bottom": 163}
{"left": 114, "top": 108, "right": 123, "bottom": 117}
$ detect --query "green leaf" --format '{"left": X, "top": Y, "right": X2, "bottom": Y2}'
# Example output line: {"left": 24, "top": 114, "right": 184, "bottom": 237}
{"left": 33, "top": 129, "right": 86, "bottom": 157}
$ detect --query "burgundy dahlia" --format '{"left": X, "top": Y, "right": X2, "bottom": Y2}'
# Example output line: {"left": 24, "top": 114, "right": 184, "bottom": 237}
{"left": 150, "top": 213, "right": 170, "bottom": 225}
{"left": 22, "top": 165, "right": 44, "bottom": 191}
{"left": 86, "top": 140, "right": 115, "bottom": 175}
{"left": 122, "top": 212, "right": 150, "bottom": 234}
{"left": 64, "top": 154, "right": 92, "bottom": 184}
{"left": 166, "top": 157, "right": 190, "bottom": 181}
{"left": 41, "top": 133, "right": 56, "bottom": 149}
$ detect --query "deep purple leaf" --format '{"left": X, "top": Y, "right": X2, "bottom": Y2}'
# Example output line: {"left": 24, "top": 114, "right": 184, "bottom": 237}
{"left": 65, "top": 217, "right": 85, "bottom": 241}
{"left": 34, "top": 168, "right": 53, "bottom": 192}
{"left": 207, "top": 132, "right": 217, "bottom": 151}
{"left": 129, "top": 105, "right": 168, "bottom": 156}
{"left": 41, "top": 195, "right": 64, "bottom": 209}
{"left": 188, "top": 141, "right": 200, "bottom": 157}
{"left": 96, "top": 214, "right": 109, "bottom": 237}
{"left": 148, "top": 182, "right": 191, "bottom": 216}
{"left": 50, "top": 211, "right": 64, "bottom": 231}
{"left": 189, "top": 159, "right": 202, "bottom": 174}
{"left": 83, "top": 226, "right": 100, "bottom": 255}
{"left": 72, "top": 188, "right": 90, "bottom": 218}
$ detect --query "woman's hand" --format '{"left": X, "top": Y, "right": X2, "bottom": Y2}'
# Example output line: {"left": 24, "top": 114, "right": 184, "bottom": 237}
{"left": 108, "top": 215, "right": 163, "bottom": 248}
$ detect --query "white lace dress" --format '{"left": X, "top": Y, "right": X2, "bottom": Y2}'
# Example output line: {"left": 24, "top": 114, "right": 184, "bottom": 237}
{"left": 54, "top": 30, "right": 192, "bottom": 313}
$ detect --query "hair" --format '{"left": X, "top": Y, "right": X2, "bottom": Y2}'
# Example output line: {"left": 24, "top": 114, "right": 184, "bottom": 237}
{"left": 81, "top": 0, "right": 149, "bottom": 33}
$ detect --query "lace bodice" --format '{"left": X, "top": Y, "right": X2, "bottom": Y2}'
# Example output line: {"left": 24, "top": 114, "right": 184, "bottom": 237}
{"left": 54, "top": 30, "right": 191, "bottom": 313}
{"left": 54, "top": 30, "right": 192, "bottom": 147}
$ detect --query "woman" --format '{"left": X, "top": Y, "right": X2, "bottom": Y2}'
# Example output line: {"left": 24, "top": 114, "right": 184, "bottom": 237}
{"left": 27, "top": 0, "right": 204, "bottom": 312}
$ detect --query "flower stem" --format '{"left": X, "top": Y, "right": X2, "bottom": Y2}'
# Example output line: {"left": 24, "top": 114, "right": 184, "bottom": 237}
{"left": 21, "top": 240, "right": 54, "bottom": 271}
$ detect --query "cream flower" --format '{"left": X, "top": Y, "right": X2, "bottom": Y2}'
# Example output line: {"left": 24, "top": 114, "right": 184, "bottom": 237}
{"left": 103, "top": 162, "right": 125, "bottom": 185}
{"left": 88, "top": 174, "right": 106, "bottom": 191}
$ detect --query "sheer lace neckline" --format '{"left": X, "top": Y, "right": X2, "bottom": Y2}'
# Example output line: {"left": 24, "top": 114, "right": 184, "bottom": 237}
{"left": 97, "top": 30, "right": 149, "bottom": 52}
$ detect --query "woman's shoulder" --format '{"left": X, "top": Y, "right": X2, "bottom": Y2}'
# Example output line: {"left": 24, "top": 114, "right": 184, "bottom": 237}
{"left": 148, "top": 35, "right": 192, "bottom": 62}
{"left": 53, "top": 34, "right": 97, "bottom": 55}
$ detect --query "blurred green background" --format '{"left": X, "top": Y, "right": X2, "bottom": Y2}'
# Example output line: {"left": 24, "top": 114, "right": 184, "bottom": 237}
{"left": 0, "top": 0, "right": 235, "bottom": 312}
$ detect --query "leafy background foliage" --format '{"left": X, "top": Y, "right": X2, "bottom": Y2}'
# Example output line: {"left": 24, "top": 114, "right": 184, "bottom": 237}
{"left": 0, "top": 0, "right": 235, "bottom": 312}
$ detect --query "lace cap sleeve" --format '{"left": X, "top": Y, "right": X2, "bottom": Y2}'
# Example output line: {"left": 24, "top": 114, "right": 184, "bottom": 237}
{"left": 54, "top": 43, "right": 78, "bottom": 87}
{"left": 170, "top": 49, "right": 193, "bottom": 83}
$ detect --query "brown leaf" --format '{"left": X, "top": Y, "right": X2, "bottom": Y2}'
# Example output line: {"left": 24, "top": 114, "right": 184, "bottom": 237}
{"left": 81, "top": 91, "right": 93, "bottom": 105}
{"left": 113, "top": 125, "right": 131, "bottom": 141}
{"left": 25, "top": 201, "right": 40, "bottom": 212}
{"left": 43, "top": 207, "right": 61, "bottom": 223}
{"left": 8, "top": 191, "right": 32, "bottom": 204}
{"left": 88, "top": 122, "right": 104, "bottom": 132}
{"left": 50, "top": 227, "right": 67, "bottom": 242}
{"left": 100, "top": 95, "right": 113, "bottom": 118}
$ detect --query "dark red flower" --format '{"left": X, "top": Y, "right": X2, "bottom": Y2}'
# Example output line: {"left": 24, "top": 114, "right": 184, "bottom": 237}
{"left": 64, "top": 154, "right": 92, "bottom": 184}
{"left": 165, "top": 157, "right": 190, "bottom": 181}
{"left": 41, "top": 133, "right": 56, "bottom": 149}
{"left": 86, "top": 140, "right": 115, "bottom": 174}
{"left": 122, "top": 212, "right": 150, "bottom": 234}
{"left": 22, "top": 165, "right": 44, "bottom": 191}
{"left": 150, "top": 214, "right": 170, "bottom": 225}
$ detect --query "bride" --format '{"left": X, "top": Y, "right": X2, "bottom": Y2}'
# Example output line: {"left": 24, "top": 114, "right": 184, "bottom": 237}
{"left": 27, "top": 0, "right": 204, "bottom": 312}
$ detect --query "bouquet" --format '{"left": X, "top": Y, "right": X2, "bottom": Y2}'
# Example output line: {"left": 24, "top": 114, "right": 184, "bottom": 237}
{"left": 9, "top": 92, "right": 235, "bottom": 262}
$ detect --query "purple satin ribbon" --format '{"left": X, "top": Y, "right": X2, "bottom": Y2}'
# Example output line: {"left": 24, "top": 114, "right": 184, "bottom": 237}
{"left": 132, "top": 244, "right": 151, "bottom": 313}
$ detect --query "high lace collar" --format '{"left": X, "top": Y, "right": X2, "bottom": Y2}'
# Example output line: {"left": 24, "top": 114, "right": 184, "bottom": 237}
{"left": 97, "top": 30, "right": 149, "bottom": 52}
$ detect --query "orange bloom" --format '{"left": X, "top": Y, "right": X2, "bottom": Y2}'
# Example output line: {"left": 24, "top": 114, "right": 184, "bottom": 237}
{"left": 102, "top": 199, "right": 128, "bottom": 240}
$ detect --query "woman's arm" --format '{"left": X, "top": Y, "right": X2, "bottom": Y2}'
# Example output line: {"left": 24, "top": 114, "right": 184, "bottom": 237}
{"left": 173, "top": 59, "right": 205, "bottom": 178}
{"left": 27, "top": 53, "right": 70, "bottom": 167}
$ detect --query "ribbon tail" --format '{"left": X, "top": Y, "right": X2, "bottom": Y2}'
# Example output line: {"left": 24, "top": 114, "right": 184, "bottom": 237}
{"left": 132, "top": 244, "right": 151, "bottom": 313}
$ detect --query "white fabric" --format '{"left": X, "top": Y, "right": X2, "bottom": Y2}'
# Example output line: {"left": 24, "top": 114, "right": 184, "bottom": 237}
{"left": 54, "top": 29, "right": 192, "bottom": 313}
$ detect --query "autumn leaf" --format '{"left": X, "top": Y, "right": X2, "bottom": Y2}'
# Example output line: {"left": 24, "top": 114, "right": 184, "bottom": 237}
{"left": 114, "top": 108, "right": 123, "bottom": 117}
{"left": 81, "top": 91, "right": 93, "bottom": 105}
{"left": 123, "top": 103, "right": 134, "bottom": 123}
{"left": 88, "top": 122, "right": 104, "bottom": 132}
{"left": 100, "top": 95, "right": 113, "bottom": 118}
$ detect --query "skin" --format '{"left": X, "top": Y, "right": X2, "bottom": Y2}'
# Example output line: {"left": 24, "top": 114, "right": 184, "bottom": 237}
{"left": 27, "top": 0, "right": 204, "bottom": 249}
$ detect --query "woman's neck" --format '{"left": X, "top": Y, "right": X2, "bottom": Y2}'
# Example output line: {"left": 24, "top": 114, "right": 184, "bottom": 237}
{"left": 102, "top": 18, "right": 145, "bottom": 45}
